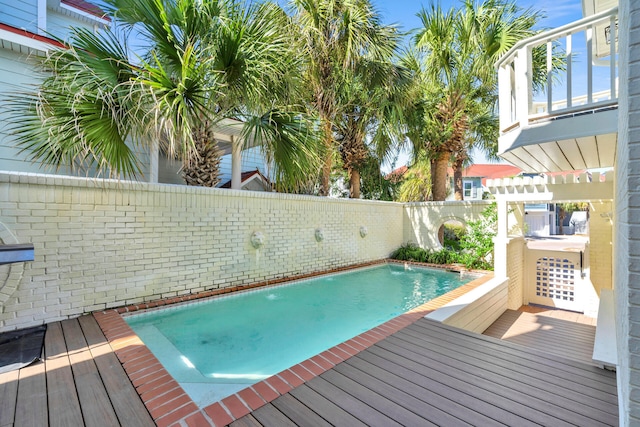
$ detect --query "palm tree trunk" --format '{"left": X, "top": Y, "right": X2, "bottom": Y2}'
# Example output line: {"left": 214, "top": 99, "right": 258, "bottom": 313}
{"left": 453, "top": 156, "right": 465, "bottom": 200}
{"left": 349, "top": 168, "right": 361, "bottom": 198}
{"left": 319, "top": 121, "right": 333, "bottom": 196}
{"left": 431, "top": 152, "right": 450, "bottom": 202}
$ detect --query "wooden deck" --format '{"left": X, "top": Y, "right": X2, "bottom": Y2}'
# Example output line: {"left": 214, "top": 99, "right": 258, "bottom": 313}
{"left": 0, "top": 315, "right": 154, "bottom": 427}
{"left": 0, "top": 301, "right": 618, "bottom": 426}
{"left": 232, "top": 318, "right": 618, "bottom": 427}
{"left": 483, "top": 306, "right": 598, "bottom": 365}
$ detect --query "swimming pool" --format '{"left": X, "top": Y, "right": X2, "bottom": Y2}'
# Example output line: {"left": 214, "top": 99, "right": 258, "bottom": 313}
{"left": 125, "top": 263, "right": 471, "bottom": 407}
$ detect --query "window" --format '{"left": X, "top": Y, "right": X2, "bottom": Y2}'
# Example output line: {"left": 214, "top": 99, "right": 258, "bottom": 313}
{"left": 463, "top": 181, "right": 473, "bottom": 198}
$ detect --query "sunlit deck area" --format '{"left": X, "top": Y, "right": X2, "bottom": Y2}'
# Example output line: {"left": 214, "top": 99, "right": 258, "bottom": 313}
{"left": 484, "top": 305, "right": 598, "bottom": 366}
{"left": 0, "top": 299, "right": 617, "bottom": 427}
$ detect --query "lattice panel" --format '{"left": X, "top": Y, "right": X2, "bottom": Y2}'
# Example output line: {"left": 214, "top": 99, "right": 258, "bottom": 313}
{"left": 535, "top": 257, "right": 576, "bottom": 301}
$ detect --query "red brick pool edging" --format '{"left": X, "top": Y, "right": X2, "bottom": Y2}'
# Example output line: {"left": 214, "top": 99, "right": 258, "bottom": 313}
{"left": 93, "top": 265, "right": 493, "bottom": 427}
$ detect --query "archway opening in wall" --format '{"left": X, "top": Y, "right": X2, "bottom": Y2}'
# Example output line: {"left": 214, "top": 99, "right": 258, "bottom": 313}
{"left": 438, "top": 219, "right": 467, "bottom": 250}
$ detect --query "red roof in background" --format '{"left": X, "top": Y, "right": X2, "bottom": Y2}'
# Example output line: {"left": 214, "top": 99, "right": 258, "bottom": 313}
{"left": 385, "top": 165, "right": 408, "bottom": 183}
{"left": 0, "top": 22, "right": 65, "bottom": 48}
{"left": 220, "top": 169, "right": 271, "bottom": 189}
{"left": 61, "top": 0, "right": 110, "bottom": 20}
{"left": 461, "top": 164, "right": 522, "bottom": 185}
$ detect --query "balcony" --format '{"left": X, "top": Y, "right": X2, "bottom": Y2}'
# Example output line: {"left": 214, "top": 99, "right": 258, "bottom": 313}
{"left": 496, "top": 6, "right": 618, "bottom": 172}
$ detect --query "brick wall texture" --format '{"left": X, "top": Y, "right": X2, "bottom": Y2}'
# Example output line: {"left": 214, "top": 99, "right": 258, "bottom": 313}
{"left": 617, "top": 0, "right": 638, "bottom": 424}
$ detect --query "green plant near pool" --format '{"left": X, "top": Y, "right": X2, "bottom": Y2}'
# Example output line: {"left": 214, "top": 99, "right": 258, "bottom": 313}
{"left": 391, "top": 244, "right": 460, "bottom": 265}
{"left": 392, "top": 203, "right": 496, "bottom": 270}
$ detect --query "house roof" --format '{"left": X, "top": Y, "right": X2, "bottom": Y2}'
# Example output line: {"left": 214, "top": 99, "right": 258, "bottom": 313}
{"left": 61, "top": 0, "right": 110, "bottom": 20}
{"left": 0, "top": 22, "right": 65, "bottom": 52}
{"left": 220, "top": 169, "right": 271, "bottom": 189}
{"left": 459, "top": 164, "right": 523, "bottom": 186}
{"left": 385, "top": 165, "right": 408, "bottom": 183}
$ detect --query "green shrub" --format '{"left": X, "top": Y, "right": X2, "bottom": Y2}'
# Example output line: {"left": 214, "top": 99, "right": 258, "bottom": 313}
{"left": 442, "top": 222, "right": 466, "bottom": 250}
{"left": 391, "top": 243, "right": 461, "bottom": 265}
{"left": 391, "top": 203, "right": 497, "bottom": 271}
{"left": 458, "top": 203, "right": 496, "bottom": 270}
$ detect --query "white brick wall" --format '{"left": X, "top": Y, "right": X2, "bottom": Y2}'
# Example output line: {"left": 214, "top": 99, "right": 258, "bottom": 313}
{"left": 506, "top": 237, "right": 525, "bottom": 310}
{"left": 589, "top": 200, "right": 613, "bottom": 296}
{"left": 402, "top": 201, "right": 491, "bottom": 250}
{"left": 0, "top": 172, "right": 404, "bottom": 331}
{"left": 616, "top": 0, "right": 637, "bottom": 424}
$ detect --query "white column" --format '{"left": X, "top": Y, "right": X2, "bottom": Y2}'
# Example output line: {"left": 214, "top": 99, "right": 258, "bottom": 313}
{"left": 231, "top": 136, "right": 242, "bottom": 190}
{"left": 514, "top": 49, "right": 532, "bottom": 128}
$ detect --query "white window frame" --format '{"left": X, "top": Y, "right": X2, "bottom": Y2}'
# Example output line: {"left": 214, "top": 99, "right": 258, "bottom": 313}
{"left": 463, "top": 181, "right": 473, "bottom": 198}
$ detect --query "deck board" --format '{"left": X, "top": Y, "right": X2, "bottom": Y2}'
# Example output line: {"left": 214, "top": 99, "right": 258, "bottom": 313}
{"left": 14, "top": 359, "right": 47, "bottom": 427}
{"left": 234, "top": 317, "right": 618, "bottom": 427}
{"left": 304, "top": 376, "right": 403, "bottom": 427}
{"left": 390, "top": 325, "right": 617, "bottom": 424}
{"left": 415, "top": 321, "right": 617, "bottom": 394}
{"left": 270, "top": 394, "right": 332, "bottom": 427}
{"left": 0, "top": 369, "right": 19, "bottom": 427}
{"left": 44, "top": 322, "right": 84, "bottom": 427}
{"left": 60, "top": 319, "right": 121, "bottom": 427}
{"left": 77, "top": 315, "right": 155, "bottom": 427}
{"left": 343, "top": 352, "right": 534, "bottom": 426}
{"left": 319, "top": 368, "right": 436, "bottom": 427}
{"left": 288, "top": 384, "right": 367, "bottom": 427}
{"left": 334, "top": 358, "right": 481, "bottom": 426}
{"left": 249, "top": 404, "right": 298, "bottom": 427}
{"left": 407, "top": 323, "right": 617, "bottom": 412}
{"left": 483, "top": 308, "right": 597, "bottom": 365}
{"left": 3, "top": 316, "right": 153, "bottom": 427}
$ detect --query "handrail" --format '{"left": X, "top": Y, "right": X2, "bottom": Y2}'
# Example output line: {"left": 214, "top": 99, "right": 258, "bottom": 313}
{"left": 497, "top": 6, "right": 618, "bottom": 141}
{"left": 496, "top": 6, "right": 619, "bottom": 68}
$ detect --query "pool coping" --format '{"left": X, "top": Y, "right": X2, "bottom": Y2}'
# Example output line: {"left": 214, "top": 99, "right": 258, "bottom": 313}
{"left": 93, "top": 261, "right": 494, "bottom": 427}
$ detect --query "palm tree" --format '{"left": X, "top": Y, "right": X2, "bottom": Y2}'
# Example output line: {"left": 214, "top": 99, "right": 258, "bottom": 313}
{"left": 396, "top": 156, "right": 433, "bottom": 202}
{"left": 409, "top": 0, "right": 543, "bottom": 200}
{"left": 334, "top": 57, "right": 408, "bottom": 198}
{"left": 289, "top": 0, "right": 398, "bottom": 196}
{"left": 6, "top": 0, "right": 321, "bottom": 190}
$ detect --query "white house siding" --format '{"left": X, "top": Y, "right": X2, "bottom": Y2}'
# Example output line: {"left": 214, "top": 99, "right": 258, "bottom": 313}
{"left": 0, "top": 3, "right": 113, "bottom": 177}
{"left": 0, "top": 0, "right": 38, "bottom": 33}
{"left": 157, "top": 154, "right": 183, "bottom": 185}
{"left": 0, "top": 48, "right": 53, "bottom": 173}
{"left": 0, "top": 171, "right": 404, "bottom": 331}
{"left": 616, "top": 0, "right": 638, "bottom": 424}
{"left": 46, "top": 8, "right": 88, "bottom": 41}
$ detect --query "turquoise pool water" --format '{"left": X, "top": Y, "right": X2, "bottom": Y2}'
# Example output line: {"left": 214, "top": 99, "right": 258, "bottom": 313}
{"left": 125, "top": 264, "right": 472, "bottom": 406}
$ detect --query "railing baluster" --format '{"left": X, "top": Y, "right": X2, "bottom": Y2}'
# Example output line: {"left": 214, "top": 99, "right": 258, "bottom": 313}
{"left": 498, "top": 64, "right": 512, "bottom": 131}
{"left": 610, "top": 14, "right": 617, "bottom": 100}
{"left": 587, "top": 25, "right": 593, "bottom": 104}
{"left": 567, "top": 33, "right": 572, "bottom": 108}
{"left": 547, "top": 41, "right": 553, "bottom": 113}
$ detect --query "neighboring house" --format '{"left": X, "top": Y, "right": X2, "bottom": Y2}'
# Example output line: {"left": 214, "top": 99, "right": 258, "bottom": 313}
{"left": 220, "top": 169, "right": 271, "bottom": 192}
{"left": 447, "top": 164, "right": 523, "bottom": 201}
{"left": 0, "top": 2, "right": 264, "bottom": 190}
{"left": 495, "top": 0, "right": 640, "bottom": 423}
{"left": 0, "top": 0, "right": 110, "bottom": 174}
{"left": 217, "top": 146, "right": 271, "bottom": 189}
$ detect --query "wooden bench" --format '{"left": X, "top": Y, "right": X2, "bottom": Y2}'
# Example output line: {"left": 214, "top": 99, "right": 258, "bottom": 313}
{"left": 592, "top": 289, "right": 617, "bottom": 370}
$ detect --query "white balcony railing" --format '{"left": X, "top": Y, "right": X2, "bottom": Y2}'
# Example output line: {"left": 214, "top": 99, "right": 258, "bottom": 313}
{"left": 497, "top": 6, "right": 618, "bottom": 134}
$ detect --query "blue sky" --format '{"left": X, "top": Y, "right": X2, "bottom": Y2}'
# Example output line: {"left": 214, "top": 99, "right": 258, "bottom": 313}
{"left": 374, "top": 0, "right": 584, "bottom": 33}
